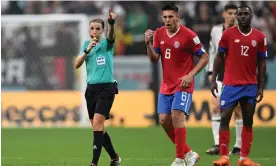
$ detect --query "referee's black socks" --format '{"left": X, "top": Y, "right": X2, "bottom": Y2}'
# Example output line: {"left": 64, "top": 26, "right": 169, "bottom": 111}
{"left": 103, "top": 132, "right": 118, "bottom": 160}
{"left": 92, "top": 131, "right": 104, "bottom": 165}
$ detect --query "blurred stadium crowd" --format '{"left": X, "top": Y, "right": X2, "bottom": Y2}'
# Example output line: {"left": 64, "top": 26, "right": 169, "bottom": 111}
{"left": 2, "top": 1, "right": 276, "bottom": 57}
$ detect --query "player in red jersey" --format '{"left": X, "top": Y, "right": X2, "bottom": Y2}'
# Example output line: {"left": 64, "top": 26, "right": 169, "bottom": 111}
{"left": 211, "top": 5, "right": 267, "bottom": 166}
{"left": 206, "top": 4, "right": 243, "bottom": 156}
{"left": 144, "top": 3, "right": 209, "bottom": 166}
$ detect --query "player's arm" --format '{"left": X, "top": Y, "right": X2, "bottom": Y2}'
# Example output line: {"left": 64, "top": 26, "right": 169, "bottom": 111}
{"left": 256, "top": 36, "right": 267, "bottom": 103}
{"left": 74, "top": 40, "right": 95, "bottom": 69}
{"left": 211, "top": 52, "right": 224, "bottom": 83}
{"left": 107, "top": 9, "right": 116, "bottom": 42}
{"left": 211, "top": 30, "right": 229, "bottom": 82}
{"left": 145, "top": 29, "right": 160, "bottom": 63}
{"left": 257, "top": 57, "right": 266, "bottom": 90}
{"left": 179, "top": 34, "right": 208, "bottom": 88}
{"left": 188, "top": 35, "right": 209, "bottom": 77}
{"left": 210, "top": 31, "right": 228, "bottom": 97}
{"left": 189, "top": 52, "right": 209, "bottom": 77}
{"left": 209, "top": 51, "right": 225, "bottom": 97}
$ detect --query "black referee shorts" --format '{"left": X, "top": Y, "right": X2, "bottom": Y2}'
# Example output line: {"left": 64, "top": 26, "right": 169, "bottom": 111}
{"left": 85, "top": 82, "right": 118, "bottom": 120}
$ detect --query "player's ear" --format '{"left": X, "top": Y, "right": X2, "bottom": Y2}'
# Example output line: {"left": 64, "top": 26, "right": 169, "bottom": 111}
{"left": 250, "top": 13, "right": 253, "bottom": 20}
{"left": 177, "top": 13, "right": 180, "bottom": 18}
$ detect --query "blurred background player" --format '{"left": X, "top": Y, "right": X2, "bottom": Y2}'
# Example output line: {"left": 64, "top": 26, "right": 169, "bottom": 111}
{"left": 144, "top": 3, "right": 209, "bottom": 166}
{"left": 211, "top": 4, "right": 267, "bottom": 166}
{"left": 74, "top": 9, "right": 121, "bottom": 166}
{"left": 206, "top": 3, "right": 242, "bottom": 155}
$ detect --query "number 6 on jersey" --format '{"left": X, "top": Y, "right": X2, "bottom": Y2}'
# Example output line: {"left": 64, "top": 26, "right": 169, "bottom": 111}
{"left": 165, "top": 48, "right": 171, "bottom": 59}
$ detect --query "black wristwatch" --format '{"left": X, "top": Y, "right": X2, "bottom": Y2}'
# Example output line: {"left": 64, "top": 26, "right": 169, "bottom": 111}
{"left": 84, "top": 48, "right": 90, "bottom": 54}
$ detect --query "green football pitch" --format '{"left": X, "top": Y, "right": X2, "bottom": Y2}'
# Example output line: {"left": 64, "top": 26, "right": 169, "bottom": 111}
{"left": 2, "top": 127, "right": 276, "bottom": 166}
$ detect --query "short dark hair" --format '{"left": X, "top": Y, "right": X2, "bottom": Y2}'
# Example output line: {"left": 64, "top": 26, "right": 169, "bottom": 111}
{"left": 90, "top": 18, "right": 105, "bottom": 29}
{"left": 162, "top": 3, "right": 178, "bottom": 12}
{"left": 238, "top": 4, "right": 252, "bottom": 14}
{"left": 224, "top": 4, "right": 238, "bottom": 11}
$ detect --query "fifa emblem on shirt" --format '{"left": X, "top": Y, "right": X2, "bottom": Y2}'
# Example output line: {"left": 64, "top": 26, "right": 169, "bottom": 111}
{"left": 251, "top": 40, "right": 257, "bottom": 47}
{"left": 96, "top": 56, "right": 105, "bottom": 66}
{"left": 174, "top": 41, "right": 180, "bottom": 48}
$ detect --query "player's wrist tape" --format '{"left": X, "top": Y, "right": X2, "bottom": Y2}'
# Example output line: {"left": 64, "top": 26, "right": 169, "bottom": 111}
{"left": 108, "top": 18, "right": 115, "bottom": 24}
{"left": 84, "top": 48, "right": 90, "bottom": 54}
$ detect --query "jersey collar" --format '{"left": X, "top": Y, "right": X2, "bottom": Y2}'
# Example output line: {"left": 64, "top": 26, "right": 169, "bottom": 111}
{"left": 166, "top": 27, "right": 181, "bottom": 38}
{"left": 237, "top": 26, "right": 252, "bottom": 36}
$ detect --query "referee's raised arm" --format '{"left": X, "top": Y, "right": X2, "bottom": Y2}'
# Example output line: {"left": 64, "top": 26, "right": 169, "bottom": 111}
{"left": 107, "top": 8, "right": 116, "bottom": 41}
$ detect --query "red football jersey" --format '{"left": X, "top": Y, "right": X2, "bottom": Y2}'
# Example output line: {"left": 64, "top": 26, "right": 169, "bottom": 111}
{"left": 153, "top": 25, "right": 205, "bottom": 94}
{"left": 218, "top": 26, "right": 267, "bottom": 85}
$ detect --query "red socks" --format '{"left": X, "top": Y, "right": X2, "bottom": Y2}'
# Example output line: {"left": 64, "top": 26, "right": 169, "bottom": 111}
{"left": 219, "top": 130, "right": 230, "bottom": 156}
{"left": 173, "top": 128, "right": 191, "bottom": 159}
{"left": 219, "top": 126, "right": 253, "bottom": 158}
{"left": 166, "top": 128, "right": 191, "bottom": 159}
{"left": 241, "top": 126, "right": 253, "bottom": 157}
{"left": 167, "top": 130, "right": 175, "bottom": 144}
{"left": 219, "top": 126, "right": 253, "bottom": 157}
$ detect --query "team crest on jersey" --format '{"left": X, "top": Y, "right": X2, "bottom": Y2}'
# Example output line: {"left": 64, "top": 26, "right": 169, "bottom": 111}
{"left": 174, "top": 41, "right": 180, "bottom": 48}
{"left": 251, "top": 40, "right": 257, "bottom": 47}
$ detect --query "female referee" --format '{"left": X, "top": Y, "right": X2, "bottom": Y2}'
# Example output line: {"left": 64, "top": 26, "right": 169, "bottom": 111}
{"left": 74, "top": 9, "right": 120, "bottom": 166}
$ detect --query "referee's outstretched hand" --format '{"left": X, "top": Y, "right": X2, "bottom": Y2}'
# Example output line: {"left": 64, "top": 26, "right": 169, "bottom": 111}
{"left": 210, "top": 80, "right": 218, "bottom": 98}
{"left": 109, "top": 8, "right": 116, "bottom": 21}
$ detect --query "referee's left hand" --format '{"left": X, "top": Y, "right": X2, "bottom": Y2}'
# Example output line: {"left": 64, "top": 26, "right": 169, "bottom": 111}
{"left": 109, "top": 8, "right": 116, "bottom": 21}
{"left": 179, "top": 74, "right": 193, "bottom": 89}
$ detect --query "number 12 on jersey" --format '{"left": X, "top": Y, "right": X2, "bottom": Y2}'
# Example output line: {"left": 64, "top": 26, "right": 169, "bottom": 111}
{"left": 165, "top": 48, "right": 171, "bottom": 59}
{"left": 241, "top": 45, "right": 249, "bottom": 56}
